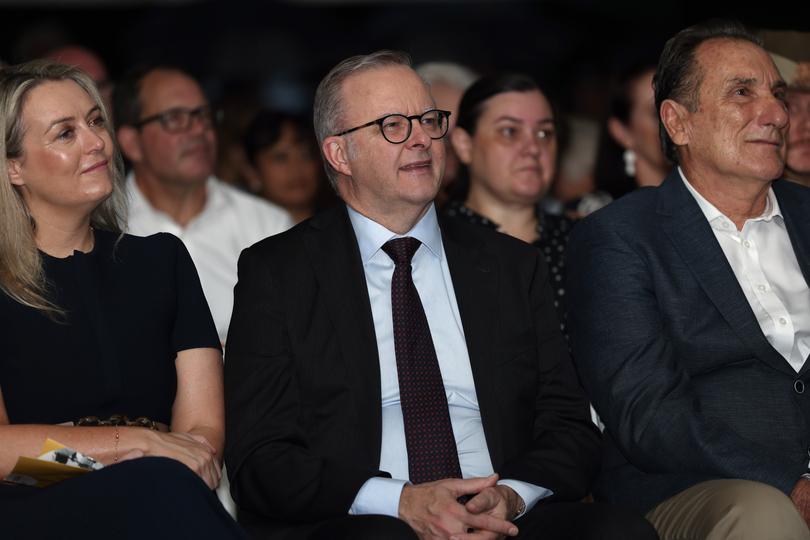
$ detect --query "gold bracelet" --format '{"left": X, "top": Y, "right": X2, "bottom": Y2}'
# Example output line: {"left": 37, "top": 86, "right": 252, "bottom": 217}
{"left": 113, "top": 426, "right": 120, "bottom": 463}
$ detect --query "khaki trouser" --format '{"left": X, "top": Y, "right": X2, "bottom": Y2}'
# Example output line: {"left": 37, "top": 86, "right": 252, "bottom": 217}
{"left": 646, "top": 479, "right": 810, "bottom": 540}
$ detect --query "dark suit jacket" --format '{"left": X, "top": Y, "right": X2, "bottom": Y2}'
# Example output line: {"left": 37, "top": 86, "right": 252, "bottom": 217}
{"left": 224, "top": 203, "right": 600, "bottom": 536}
{"left": 567, "top": 170, "right": 810, "bottom": 514}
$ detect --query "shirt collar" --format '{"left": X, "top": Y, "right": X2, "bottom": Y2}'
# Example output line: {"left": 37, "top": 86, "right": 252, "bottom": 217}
{"left": 678, "top": 166, "right": 782, "bottom": 225}
{"left": 347, "top": 203, "right": 443, "bottom": 265}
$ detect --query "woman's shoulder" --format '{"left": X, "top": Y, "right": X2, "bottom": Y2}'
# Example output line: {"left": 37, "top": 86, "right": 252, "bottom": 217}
{"left": 94, "top": 231, "right": 188, "bottom": 272}
{"left": 102, "top": 231, "right": 184, "bottom": 256}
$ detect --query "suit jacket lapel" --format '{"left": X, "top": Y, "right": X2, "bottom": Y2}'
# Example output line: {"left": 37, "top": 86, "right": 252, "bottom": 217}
{"left": 774, "top": 180, "right": 810, "bottom": 286}
{"left": 657, "top": 171, "right": 795, "bottom": 376}
{"left": 303, "top": 205, "right": 382, "bottom": 464}
{"left": 441, "top": 218, "right": 506, "bottom": 467}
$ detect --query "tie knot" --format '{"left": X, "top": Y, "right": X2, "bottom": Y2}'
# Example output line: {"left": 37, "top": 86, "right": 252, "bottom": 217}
{"left": 382, "top": 237, "right": 421, "bottom": 265}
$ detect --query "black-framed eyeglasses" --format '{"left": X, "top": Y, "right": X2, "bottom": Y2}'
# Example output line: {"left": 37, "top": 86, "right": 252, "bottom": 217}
{"left": 135, "top": 105, "right": 222, "bottom": 133}
{"left": 334, "top": 109, "right": 451, "bottom": 144}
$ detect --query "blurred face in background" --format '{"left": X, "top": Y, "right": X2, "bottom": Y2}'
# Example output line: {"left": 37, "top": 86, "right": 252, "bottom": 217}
{"left": 608, "top": 68, "right": 669, "bottom": 184}
{"left": 429, "top": 81, "right": 465, "bottom": 185}
{"left": 453, "top": 90, "right": 557, "bottom": 205}
{"left": 130, "top": 69, "right": 217, "bottom": 187}
{"left": 253, "top": 121, "right": 320, "bottom": 215}
{"left": 786, "top": 89, "right": 810, "bottom": 180}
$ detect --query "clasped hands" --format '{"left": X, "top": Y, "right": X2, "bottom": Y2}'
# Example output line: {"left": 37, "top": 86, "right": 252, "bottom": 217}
{"left": 398, "top": 474, "right": 522, "bottom": 540}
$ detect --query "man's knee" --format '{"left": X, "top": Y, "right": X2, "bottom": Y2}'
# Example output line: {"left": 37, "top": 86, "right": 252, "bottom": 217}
{"left": 649, "top": 479, "right": 810, "bottom": 540}
{"left": 711, "top": 481, "right": 808, "bottom": 539}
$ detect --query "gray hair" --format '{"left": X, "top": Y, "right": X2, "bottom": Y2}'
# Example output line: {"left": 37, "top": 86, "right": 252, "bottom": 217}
{"left": 415, "top": 61, "right": 478, "bottom": 92}
{"left": 0, "top": 60, "right": 126, "bottom": 316}
{"left": 313, "top": 50, "right": 412, "bottom": 188}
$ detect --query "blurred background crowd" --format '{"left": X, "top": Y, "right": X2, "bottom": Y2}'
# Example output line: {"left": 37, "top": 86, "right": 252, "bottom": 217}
{"left": 2, "top": 0, "right": 808, "bottom": 221}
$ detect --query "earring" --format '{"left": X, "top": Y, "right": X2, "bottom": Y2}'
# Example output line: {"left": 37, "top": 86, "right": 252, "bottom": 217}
{"left": 623, "top": 149, "right": 636, "bottom": 177}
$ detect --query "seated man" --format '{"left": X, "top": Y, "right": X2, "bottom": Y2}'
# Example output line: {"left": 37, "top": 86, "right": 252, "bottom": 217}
{"left": 568, "top": 20, "right": 810, "bottom": 540}
{"left": 113, "top": 66, "right": 292, "bottom": 345}
{"left": 224, "top": 51, "right": 657, "bottom": 539}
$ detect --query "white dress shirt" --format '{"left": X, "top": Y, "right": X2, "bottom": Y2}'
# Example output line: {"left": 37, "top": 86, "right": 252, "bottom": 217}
{"left": 346, "top": 204, "right": 551, "bottom": 518}
{"left": 126, "top": 174, "right": 293, "bottom": 343}
{"left": 680, "top": 168, "right": 810, "bottom": 371}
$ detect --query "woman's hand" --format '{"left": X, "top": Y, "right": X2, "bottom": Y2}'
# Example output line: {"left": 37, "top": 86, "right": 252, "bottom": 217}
{"left": 123, "top": 428, "right": 221, "bottom": 489}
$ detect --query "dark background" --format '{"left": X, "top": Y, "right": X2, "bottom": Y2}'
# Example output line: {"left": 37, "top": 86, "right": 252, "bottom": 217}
{"left": 2, "top": 0, "right": 809, "bottom": 118}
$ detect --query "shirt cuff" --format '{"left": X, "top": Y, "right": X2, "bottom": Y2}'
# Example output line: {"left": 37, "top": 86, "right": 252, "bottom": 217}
{"left": 497, "top": 479, "right": 553, "bottom": 519}
{"left": 349, "top": 477, "right": 409, "bottom": 517}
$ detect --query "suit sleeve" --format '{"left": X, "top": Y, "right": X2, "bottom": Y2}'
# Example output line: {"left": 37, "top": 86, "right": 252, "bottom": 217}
{"left": 224, "top": 245, "right": 386, "bottom": 522}
{"left": 567, "top": 217, "right": 804, "bottom": 495}
{"left": 498, "top": 248, "right": 602, "bottom": 502}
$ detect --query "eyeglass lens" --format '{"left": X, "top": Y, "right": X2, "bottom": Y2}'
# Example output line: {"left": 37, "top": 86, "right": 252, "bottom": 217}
{"left": 381, "top": 110, "right": 447, "bottom": 143}
{"left": 160, "top": 106, "right": 216, "bottom": 132}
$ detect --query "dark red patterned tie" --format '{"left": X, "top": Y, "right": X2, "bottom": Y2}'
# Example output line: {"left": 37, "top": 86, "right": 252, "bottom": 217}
{"left": 382, "top": 237, "right": 462, "bottom": 484}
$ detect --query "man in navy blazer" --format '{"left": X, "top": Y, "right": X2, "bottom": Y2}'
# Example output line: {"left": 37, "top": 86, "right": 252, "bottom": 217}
{"left": 569, "top": 20, "right": 810, "bottom": 540}
{"left": 224, "top": 51, "right": 658, "bottom": 540}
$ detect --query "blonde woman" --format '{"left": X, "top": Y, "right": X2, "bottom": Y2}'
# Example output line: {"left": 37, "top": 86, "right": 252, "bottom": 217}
{"left": 0, "top": 61, "right": 244, "bottom": 538}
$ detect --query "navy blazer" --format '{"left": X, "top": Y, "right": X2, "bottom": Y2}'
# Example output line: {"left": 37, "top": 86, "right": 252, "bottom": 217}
{"left": 567, "top": 170, "right": 810, "bottom": 513}
{"left": 224, "top": 203, "right": 600, "bottom": 537}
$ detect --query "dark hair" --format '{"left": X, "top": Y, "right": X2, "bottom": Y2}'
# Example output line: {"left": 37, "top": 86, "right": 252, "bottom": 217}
{"left": 654, "top": 19, "right": 762, "bottom": 163}
{"left": 447, "top": 72, "right": 564, "bottom": 204}
{"left": 455, "top": 73, "right": 539, "bottom": 135}
{"left": 610, "top": 63, "right": 657, "bottom": 126}
{"left": 595, "top": 63, "right": 658, "bottom": 198}
{"left": 243, "top": 110, "right": 314, "bottom": 165}
{"left": 112, "top": 64, "right": 196, "bottom": 128}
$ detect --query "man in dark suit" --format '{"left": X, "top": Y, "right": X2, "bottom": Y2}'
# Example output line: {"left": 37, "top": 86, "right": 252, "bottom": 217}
{"left": 224, "top": 51, "right": 656, "bottom": 540}
{"left": 568, "top": 20, "right": 810, "bottom": 540}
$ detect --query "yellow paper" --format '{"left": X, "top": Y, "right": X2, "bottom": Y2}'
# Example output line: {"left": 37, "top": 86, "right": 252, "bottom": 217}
{"left": 6, "top": 456, "right": 90, "bottom": 488}
{"left": 3, "top": 438, "right": 94, "bottom": 488}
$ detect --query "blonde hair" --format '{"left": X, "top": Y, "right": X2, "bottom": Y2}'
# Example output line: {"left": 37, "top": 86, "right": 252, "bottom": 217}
{"left": 0, "top": 60, "right": 127, "bottom": 315}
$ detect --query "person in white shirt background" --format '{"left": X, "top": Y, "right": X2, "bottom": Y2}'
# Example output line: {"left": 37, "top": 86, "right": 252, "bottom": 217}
{"left": 113, "top": 65, "right": 293, "bottom": 346}
{"left": 112, "top": 65, "right": 292, "bottom": 515}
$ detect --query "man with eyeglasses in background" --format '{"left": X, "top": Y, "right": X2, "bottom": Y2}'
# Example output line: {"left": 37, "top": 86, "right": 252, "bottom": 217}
{"left": 223, "top": 50, "right": 657, "bottom": 540}
{"left": 113, "top": 66, "right": 293, "bottom": 347}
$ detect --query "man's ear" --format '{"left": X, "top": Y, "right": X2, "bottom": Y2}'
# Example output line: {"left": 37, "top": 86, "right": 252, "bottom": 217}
{"left": 450, "top": 127, "right": 473, "bottom": 165}
{"left": 116, "top": 126, "right": 143, "bottom": 163}
{"left": 660, "top": 99, "right": 691, "bottom": 148}
{"left": 607, "top": 117, "right": 634, "bottom": 150}
{"left": 322, "top": 136, "right": 352, "bottom": 177}
{"left": 7, "top": 157, "right": 24, "bottom": 187}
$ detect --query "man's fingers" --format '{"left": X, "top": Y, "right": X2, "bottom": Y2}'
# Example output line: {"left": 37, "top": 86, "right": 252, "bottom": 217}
{"left": 448, "top": 474, "right": 499, "bottom": 496}
{"left": 463, "top": 512, "right": 518, "bottom": 537}
{"left": 465, "top": 489, "right": 498, "bottom": 513}
{"left": 449, "top": 532, "right": 505, "bottom": 540}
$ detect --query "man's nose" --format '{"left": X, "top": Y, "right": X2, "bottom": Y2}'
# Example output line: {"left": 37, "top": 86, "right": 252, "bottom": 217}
{"left": 762, "top": 95, "right": 790, "bottom": 129}
{"left": 406, "top": 118, "right": 432, "bottom": 148}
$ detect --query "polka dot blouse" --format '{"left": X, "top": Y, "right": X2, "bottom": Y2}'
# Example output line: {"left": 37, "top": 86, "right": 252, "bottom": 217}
{"left": 443, "top": 200, "right": 572, "bottom": 341}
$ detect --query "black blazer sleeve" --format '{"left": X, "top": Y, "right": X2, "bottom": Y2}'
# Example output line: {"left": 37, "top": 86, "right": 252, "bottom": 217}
{"left": 441, "top": 219, "right": 601, "bottom": 502}
{"left": 223, "top": 242, "right": 385, "bottom": 522}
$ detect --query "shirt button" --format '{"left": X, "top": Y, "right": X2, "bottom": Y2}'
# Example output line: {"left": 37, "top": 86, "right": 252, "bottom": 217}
{"left": 722, "top": 222, "right": 730, "bottom": 229}
{"left": 743, "top": 240, "right": 751, "bottom": 248}
{"left": 796, "top": 380, "right": 806, "bottom": 394}
{"left": 757, "top": 285, "right": 766, "bottom": 292}
{"left": 779, "top": 317, "right": 788, "bottom": 325}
